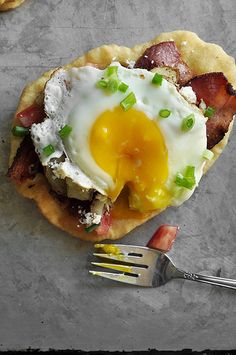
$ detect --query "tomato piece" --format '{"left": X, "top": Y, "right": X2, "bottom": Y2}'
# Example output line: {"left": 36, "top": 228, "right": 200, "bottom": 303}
{"left": 96, "top": 212, "right": 112, "bottom": 235}
{"left": 147, "top": 224, "right": 179, "bottom": 252}
{"left": 16, "top": 104, "right": 45, "bottom": 127}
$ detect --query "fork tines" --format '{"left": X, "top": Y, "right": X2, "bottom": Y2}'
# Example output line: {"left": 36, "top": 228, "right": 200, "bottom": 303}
{"left": 89, "top": 243, "right": 152, "bottom": 285}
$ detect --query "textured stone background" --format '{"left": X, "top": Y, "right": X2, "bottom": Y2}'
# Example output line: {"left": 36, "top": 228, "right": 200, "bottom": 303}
{"left": 0, "top": 0, "right": 236, "bottom": 351}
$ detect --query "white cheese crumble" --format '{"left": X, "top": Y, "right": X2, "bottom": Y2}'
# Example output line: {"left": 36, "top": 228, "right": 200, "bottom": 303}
{"left": 199, "top": 99, "right": 207, "bottom": 110}
{"left": 179, "top": 86, "right": 197, "bottom": 104}
{"left": 79, "top": 212, "right": 102, "bottom": 225}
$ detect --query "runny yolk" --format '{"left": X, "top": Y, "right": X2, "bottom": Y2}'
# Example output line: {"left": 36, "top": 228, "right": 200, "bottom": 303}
{"left": 89, "top": 106, "right": 171, "bottom": 212}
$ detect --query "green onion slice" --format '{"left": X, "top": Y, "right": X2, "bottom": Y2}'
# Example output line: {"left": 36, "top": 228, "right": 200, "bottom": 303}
{"left": 175, "top": 172, "right": 186, "bottom": 187}
{"left": 204, "top": 106, "right": 215, "bottom": 118}
{"left": 175, "top": 165, "right": 196, "bottom": 190}
{"left": 118, "top": 82, "right": 129, "bottom": 93}
{"left": 105, "top": 66, "right": 118, "bottom": 77}
{"left": 203, "top": 149, "right": 214, "bottom": 161}
{"left": 11, "top": 125, "right": 29, "bottom": 137}
{"left": 120, "top": 92, "right": 136, "bottom": 111}
{"left": 43, "top": 144, "right": 55, "bottom": 157}
{"left": 175, "top": 175, "right": 195, "bottom": 190}
{"left": 159, "top": 109, "right": 171, "bottom": 118}
{"left": 59, "top": 124, "right": 72, "bottom": 138}
{"left": 181, "top": 113, "right": 195, "bottom": 132}
{"left": 152, "top": 73, "right": 163, "bottom": 86}
{"left": 96, "top": 79, "right": 108, "bottom": 89}
{"left": 84, "top": 223, "right": 100, "bottom": 233}
{"left": 185, "top": 165, "right": 195, "bottom": 180}
{"left": 107, "top": 77, "right": 120, "bottom": 93}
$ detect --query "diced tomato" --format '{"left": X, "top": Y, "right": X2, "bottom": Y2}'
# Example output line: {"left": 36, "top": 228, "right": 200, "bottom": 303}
{"left": 96, "top": 212, "right": 112, "bottom": 235}
{"left": 147, "top": 224, "right": 179, "bottom": 252}
{"left": 16, "top": 104, "right": 45, "bottom": 127}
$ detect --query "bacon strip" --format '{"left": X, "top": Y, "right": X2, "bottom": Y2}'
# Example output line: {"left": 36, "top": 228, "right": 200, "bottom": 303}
{"left": 7, "top": 136, "right": 42, "bottom": 183}
{"left": 135, "top": 41, "right": 193, "bottom": 85}
{"left": 186, "top": 73, "right": 236, "bottom": 149}
{"left": 16, "top": 104, "right": 45, "bottom": 127}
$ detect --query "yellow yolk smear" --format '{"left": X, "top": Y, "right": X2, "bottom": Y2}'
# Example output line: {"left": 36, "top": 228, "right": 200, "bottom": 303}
{"left": 89, "top": 106, "right": 171, "bottom": 212}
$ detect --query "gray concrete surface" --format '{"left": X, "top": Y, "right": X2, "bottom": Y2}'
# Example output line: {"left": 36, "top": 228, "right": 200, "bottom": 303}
{"left": 0, "top": 0, "right": 236, "bottom": 351}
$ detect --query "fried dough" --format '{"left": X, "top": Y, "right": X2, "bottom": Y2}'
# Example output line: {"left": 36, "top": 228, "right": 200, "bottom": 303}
{"left": 9, "top": 31, "right": 236, "bottom": 241}
{"left": 0, "top": 0, "right": 25, "bottom": 11}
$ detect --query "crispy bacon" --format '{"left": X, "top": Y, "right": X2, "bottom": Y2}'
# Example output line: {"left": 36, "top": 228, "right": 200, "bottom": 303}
{"left": 135, "top": 41, "right": 193, "bottom": 85}
{"left": 7, "top": 136, "right": 41, "bottom": 183}
{"left": 186, "top": 73, "right": 236, "bottom": 149}
{"left": 147, "top": 225, "right": 179, "bottom": 252}
{"left": 16, "top": 104, "right": 45, "bottom": 127}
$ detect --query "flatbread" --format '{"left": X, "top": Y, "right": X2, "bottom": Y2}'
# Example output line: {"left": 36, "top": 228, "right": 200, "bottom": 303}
{"left": 0, "top": 0, "right": 25, "bottom": 11}
{"left": 9, "top": 31, "right": 236, "bottom": 241}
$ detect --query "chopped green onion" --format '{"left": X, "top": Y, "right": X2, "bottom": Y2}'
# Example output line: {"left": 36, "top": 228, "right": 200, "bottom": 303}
{"left": 152, "top": 73, "right": 163, "bottom": 86}
{"left": 175, "top": 175, "right": 195, "bottom": 190}
{"left": 181, "top": 113, "right": 195, "bottom": 132}
{"left": 185, "top": 165, "right": 195, "bottom": 182}
{"left": 175, "top": 172, "right": 186, "bottom": 187}
{"left": 118, "top": 82, "right": 129, "bottom": 93}
{"left": 84, "top": 223, "right": 100, "bottom": 233}
{"left": 120, "top": 92, "right": 136, "bottom": 111}
{"left": 107, "top": 77, "right": 120, "bottom": 93}
{"left": 204, "top": 106, "right": 215, "bottom": 118}
{"left": 175, "top": 166, "right": 196, "bottom": 190}
{"left": 105, "top": 66, "right": 118, "bottom": 77}
{"left": 96, "top": 79, "right": 108, "bottom": 89}
{"left": 59, "top": 124, "right": 72, "bottom": 138}
{"left": 43, "top": 144, "right": 55, "bottom": 157}
{"left": 159, "top": 109, "right": 171, "bottom": 118}
{"left": 203, "top": 149, "right": 214, "bottom": 161}
{"left": 11, "top": 125, "right": 29, "bottom": 137}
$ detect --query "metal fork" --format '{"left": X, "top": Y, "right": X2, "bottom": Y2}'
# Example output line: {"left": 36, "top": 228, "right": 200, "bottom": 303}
{"left": 90, "top": 244, "right": 236, "bottom": 290}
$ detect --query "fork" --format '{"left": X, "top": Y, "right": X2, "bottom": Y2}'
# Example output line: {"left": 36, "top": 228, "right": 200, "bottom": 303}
{"left": 90, "top": 244, "right": 236, "bottom": 290}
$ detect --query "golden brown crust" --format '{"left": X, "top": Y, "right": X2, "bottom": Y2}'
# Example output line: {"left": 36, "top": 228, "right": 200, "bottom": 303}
{"left": 9, "top": 30, "right": 236, "bottom": 241}
{"left": 0, "top": 0, "right": 25, "bottom": 11}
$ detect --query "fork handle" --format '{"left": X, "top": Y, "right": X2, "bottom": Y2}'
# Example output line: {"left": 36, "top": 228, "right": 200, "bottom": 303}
{"left": 175, "top": 269, "right": 236, "bottom": 290}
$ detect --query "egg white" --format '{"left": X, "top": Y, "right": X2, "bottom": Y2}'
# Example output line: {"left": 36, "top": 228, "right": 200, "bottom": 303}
{"left": 31, "top": 63, "right": 207, "bottom": 207}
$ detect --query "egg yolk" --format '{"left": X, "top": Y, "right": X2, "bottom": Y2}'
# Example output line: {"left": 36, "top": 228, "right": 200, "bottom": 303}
{"left": 89, "top": 106, "right": 171, "bottom": 211}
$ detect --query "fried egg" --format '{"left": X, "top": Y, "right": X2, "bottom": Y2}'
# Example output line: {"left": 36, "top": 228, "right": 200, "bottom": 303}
{"left": 31, "top": 63, "right": 207, "bottom": 212}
